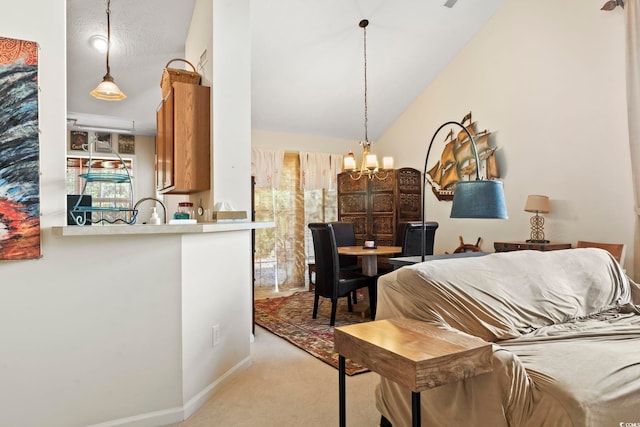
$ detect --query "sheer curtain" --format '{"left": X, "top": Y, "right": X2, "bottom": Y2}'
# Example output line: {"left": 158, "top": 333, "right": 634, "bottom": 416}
{"left": 299, "top": 152, "right": 343, "bottom": 191}
{"left": 299, "top": 152, "right": 343, "bottom": 280}
{"left": 251, "top": 148, "right": 284, "bottom": 188}
{"left": 626, "top": 0, "right": 640, "bottom": 278}
{"left": 252, "top": 149, "right": 297, "bottom": 291}
{"left": 252, "top": 149, "right": 343, "bottom": 291}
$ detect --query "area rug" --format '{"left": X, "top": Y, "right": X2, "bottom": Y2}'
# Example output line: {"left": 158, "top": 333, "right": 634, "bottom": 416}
{"left": 254, "top": 291, "right": 371, "bottom": 376}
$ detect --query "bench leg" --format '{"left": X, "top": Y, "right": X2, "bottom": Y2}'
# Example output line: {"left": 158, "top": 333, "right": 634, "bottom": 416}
{"left": 339, "top": 355, "right": 346, "bottom": 427}
{"left": 412, "top": 391, "right": 420, "bottom": 427}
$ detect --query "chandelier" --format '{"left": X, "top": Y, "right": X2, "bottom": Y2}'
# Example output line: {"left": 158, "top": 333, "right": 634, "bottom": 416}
{"left": 344, "top": 19, "right": 393, "bottom": 180}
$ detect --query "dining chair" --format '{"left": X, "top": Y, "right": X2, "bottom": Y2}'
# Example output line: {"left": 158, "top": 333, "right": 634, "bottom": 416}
{"left": 576, "top": 240, "right": 626, "bottom": 263}
{"left": 401, "top": 221, "right": 439, "bottom": 256}
{"left": 308, "top": 223, "right": 378, "bottom": 326}
{"left": 330, "top": 221, "right": 363, "bottom": 304}
{"left": 330, "top": 221, "right": 360, "bottom": 271}
{"left": 308, "top": 221, "right": 360, "bottom": 293}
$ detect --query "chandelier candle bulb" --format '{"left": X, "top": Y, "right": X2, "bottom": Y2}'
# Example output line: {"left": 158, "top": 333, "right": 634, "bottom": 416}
{"left": 382, "top": 157, "right": 394, "bottom": 170}
{"left": 344, "top": 153, "right": 357, "bottom": 171}
{"left": 366, "top": 154, "right": 378, "bottom": 170}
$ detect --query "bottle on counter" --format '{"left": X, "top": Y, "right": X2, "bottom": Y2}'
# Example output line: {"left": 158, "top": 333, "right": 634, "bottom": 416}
{"left": 150, "top": 207, "right": 161, "bottom": 225}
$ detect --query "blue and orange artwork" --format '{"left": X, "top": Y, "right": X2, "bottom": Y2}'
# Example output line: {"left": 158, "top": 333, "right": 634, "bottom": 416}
{"left": 0, "top": 37, "right": 40, "bottom": 260}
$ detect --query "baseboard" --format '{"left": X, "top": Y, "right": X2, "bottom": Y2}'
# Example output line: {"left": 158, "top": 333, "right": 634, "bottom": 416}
{"left": 87, "top": 408, "right": 184, "bottom": 427}
{"left": 88, "top": 355, "right": 253, "bottom": 427}
{"left": 182, "top": 355, "right": 253, "bottom": 419}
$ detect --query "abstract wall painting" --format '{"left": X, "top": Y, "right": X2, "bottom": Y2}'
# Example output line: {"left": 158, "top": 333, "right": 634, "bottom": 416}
{"left": 0, "top": 36, "right": 41, "bottom": 260}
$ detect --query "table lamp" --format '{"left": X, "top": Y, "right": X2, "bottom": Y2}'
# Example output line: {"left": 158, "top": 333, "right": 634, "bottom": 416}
{"left": 524, "top": 195, "right": 550, "bottom": 243}
{"left": 421, "top": 120, "right": 508, "bottom": 261}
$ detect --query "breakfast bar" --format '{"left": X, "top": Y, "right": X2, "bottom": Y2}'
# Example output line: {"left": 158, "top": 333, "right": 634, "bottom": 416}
{"left": 49, "top": 220, "right": 273, "bottom": 425}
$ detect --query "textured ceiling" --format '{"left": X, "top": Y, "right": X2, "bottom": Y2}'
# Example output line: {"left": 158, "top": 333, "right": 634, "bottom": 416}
{"left": 67, "top": 0, "right": 504, "bottom": 138}
{"left": 67, "top": 0, "right": 196, "bottom": 135}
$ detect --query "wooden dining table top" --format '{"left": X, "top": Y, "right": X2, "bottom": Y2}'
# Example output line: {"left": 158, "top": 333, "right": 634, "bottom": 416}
{"left": 337, "top": 245, "right": 403, "bottom": 256}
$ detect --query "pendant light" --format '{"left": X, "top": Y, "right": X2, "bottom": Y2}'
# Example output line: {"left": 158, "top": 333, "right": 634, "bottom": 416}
{"left": 90, "top": 0, "right": 126, "bottom": 101}
{"left": 344, "top": 19, "right": 393, "bottom": 181}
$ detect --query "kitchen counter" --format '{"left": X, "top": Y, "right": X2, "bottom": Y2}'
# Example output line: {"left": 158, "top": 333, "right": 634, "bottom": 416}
{"left": 52, "top": 221, "right": 274, "bottom": 237}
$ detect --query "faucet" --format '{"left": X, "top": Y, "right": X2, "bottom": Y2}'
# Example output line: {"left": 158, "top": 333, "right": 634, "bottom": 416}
{"left": 133, "top": 197, "right": 167, "bottom": 224}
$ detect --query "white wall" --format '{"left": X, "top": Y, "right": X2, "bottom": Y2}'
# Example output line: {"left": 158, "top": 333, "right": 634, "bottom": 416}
{"left": 374, "top": 0, "right": 636, "bottom": 276}
{"left": 252, "top": 129, "right": 358, "bottom": 156}
{"left": 183, "top": 0, "right": 252, "bottom": 219}
{"left": 0, "top": 1, "right": 254, "bottom": 426}
{"left": 210, "top": 0, "right": 252, "bottom": 212}
{"left": 181, "top": 0, "right": 253, "bottom": 410}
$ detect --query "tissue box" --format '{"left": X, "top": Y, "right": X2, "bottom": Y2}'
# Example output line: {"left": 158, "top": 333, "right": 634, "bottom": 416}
{"left": 212, "top": 211, "right": 247, "bottom": 221}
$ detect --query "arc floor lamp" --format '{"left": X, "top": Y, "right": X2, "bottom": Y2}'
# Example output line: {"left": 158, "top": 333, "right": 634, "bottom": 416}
{"left": 421, "top": 121, "right": 508, "bottom": 261}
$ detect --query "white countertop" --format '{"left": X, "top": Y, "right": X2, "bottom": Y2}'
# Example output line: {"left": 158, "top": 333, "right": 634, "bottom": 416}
{"left": 52, "top": 221, "right": 274, "bottom": 237}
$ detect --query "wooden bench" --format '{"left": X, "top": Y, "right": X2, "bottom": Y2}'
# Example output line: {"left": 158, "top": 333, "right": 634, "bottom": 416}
{"left": 334, "top": 318, "right": 493, "bottom": 427}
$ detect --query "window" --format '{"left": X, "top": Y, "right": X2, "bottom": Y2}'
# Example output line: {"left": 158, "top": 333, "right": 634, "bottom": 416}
{"left": 253, "top": 152, "right": 337, "bottom": 291}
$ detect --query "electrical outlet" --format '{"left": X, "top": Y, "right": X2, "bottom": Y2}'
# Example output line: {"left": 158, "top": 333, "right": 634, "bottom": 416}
{"left": 212, "top": 325, "right": 221, "bottom": 347}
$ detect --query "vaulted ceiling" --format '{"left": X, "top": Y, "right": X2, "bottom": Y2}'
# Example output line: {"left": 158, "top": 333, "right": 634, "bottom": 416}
{"left": 67, "top": 0, "right": 504, "bottom": 139}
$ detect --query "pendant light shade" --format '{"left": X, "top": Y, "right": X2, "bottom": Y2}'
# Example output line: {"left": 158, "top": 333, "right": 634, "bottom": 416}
{"left": 91, "top": 0, "right": 126, "bottom": 101}
{"left": 90, "top": 74, "right": 126, "bottom": 101}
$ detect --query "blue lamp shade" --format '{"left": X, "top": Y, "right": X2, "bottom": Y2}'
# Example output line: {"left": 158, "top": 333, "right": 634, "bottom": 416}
{"left": 450, "top": 180, "right": 508, "bottom": 219}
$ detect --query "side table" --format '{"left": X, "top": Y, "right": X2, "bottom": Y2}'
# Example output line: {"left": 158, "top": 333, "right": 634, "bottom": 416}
{"left": 494, "top": 241, "right": 572, "bottom": 252}
{"left": 334, "top": 318, "right": 493, "bottom": 427}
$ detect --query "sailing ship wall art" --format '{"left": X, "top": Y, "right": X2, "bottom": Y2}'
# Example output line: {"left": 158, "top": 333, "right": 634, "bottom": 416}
{"left": 426, "top": 112, "right": 501, "bottom": 201}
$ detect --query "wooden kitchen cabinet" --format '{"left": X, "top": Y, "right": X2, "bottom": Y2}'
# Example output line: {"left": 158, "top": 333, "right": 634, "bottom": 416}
{"left": 337, "top": 168, "right": 422, "bottom": 246}
{"left": 156, "top": 82, "right": 210, "bottom": 194}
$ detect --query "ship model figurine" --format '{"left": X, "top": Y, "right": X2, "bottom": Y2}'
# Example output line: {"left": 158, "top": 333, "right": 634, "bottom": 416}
{"left": 426, "top": 112, "right": 500, "bottom": 201}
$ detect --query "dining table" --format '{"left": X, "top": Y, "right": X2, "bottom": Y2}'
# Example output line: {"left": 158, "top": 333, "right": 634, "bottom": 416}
{"left": 337, "top": 245, "right": 403, "bottom": 317}
{"left": 337, "top": 245, "right": 403, "bottom": 276}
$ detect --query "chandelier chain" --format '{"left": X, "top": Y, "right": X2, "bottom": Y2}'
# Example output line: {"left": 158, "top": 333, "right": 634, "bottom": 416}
{"left": 362, "top": 21, "right": 368, "bottom": 143}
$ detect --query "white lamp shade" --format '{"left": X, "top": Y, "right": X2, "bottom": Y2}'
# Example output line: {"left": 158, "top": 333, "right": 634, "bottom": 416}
{"left": 90, "top": 77, "right": 126, "bottom": 101}
{"left": 524, "top": 195, "right": 550, "bottom": 213}
{"left": 365, "top": 154, "right": 378, "bottom": 169}
{"left": 344, "top": 154, "right": 357, "bottom": 171}
{"left": 382, "top": 156, "right": 394, "bottom": 170}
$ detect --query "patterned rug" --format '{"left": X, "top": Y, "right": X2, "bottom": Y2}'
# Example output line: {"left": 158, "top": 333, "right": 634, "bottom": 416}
{"left": 254, "top": 291, "right": 371, "bottom": 376}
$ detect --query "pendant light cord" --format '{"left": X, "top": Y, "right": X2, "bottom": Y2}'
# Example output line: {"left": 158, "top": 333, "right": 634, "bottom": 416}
{"left": 360, "top": 19, "right": 369, "bottom": 143}
{"left": 105, "top": 0, "right": 112, "bottom": 77}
